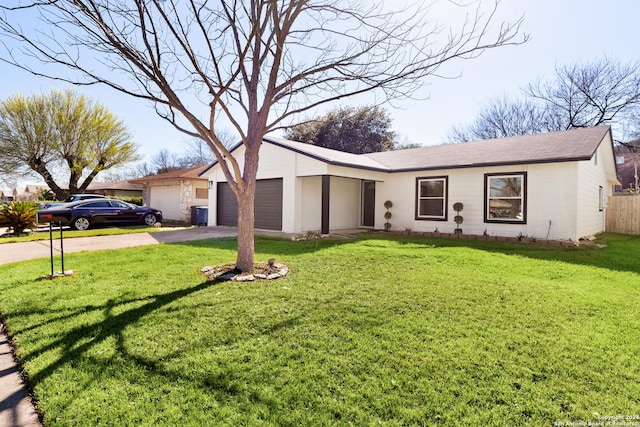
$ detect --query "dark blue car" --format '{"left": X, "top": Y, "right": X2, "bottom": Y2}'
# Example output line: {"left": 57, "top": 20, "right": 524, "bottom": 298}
{"left": 37, "top": 199, "right": 162, "bottom": 230}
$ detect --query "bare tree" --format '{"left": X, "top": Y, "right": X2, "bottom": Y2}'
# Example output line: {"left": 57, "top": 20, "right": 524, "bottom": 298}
{"left": 0, "top": 0, "right": 525, "bottom": 271}
{"left": 448, "top": 96, "right": 549, "bottom": 142}
{"left": 449, "top": 57, "right": 640, "bottom": 144}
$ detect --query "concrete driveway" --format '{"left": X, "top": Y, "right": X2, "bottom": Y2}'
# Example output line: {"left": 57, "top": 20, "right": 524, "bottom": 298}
{"left": 0, "top": 226, "right": 238, "bottom": 265}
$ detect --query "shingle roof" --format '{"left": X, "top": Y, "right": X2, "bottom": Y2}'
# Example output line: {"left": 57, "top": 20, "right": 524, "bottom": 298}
{"left": 206, "top": 126, "right": 613, "bottom": 176}
{"left": 263, "top": 136, "right": 390, "bottom": 171}
{"left": 129, "top": 164, "right": 209, "bottom": 182}
{"left": 363, "top": 126, "right": 611, "bottom": 171}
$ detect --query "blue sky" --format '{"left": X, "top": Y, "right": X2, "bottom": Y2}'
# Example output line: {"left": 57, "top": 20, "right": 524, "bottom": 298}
{"left": 0, "top": 0, "right": 637, "bottom": 168}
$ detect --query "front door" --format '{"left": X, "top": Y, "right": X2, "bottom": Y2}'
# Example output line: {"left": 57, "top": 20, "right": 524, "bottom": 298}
{"left": 361, "top": 181, "right": 375, "bottom": 227}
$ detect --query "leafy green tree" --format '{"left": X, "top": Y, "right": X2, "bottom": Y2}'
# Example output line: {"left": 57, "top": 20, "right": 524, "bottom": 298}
{"left": 0, "top": 89, "right": 139, "bottom": 200}
{"left": 285, "top": 106, "right": 397, "bottom": 154}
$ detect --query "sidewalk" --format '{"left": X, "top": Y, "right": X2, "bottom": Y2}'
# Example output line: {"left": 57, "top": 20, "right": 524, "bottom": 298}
{"left": 0, "top": 226, "right": 238, "bottom": 426}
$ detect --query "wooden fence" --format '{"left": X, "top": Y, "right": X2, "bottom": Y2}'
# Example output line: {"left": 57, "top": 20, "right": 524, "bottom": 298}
{"left": 606, "top": 194, "right": 640, "bottom": 235}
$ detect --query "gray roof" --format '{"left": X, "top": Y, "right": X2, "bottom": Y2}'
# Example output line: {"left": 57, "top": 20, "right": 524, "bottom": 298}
{"left": 212, "top": 126, "right": 612, "bottom": 174}
{"left": 263, "top": 136, "right": 390, "bottom": 171}
{"left": 364, "top": 126, "right": 612, "bottom": 171}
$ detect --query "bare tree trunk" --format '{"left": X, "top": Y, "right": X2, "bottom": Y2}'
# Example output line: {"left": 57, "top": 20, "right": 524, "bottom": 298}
{"left": 235, "top": 178, "right": 256, "bottom": 273}
{"left": 234, "top": 136, "right": 260, "bottom": 272}
{"left": 236, "top": 183, "right": 255, "bottom": 273}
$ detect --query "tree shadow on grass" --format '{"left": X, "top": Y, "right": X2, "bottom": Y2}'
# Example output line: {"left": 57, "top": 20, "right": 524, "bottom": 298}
{"left": 25, "top": 280, "right": 219, "bottom": 387}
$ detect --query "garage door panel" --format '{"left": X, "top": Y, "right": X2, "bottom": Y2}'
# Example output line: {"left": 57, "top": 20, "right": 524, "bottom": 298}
{"left": 217, "top": 179, "right": 282, "bottom": 230}
{"left": 151, "top": 186, "right": 182, "bottom": 221}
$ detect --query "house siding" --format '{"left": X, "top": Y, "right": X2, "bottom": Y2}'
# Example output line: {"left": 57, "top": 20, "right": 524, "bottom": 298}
{"left": 575, "top": 143, "right": 613, "bottom": 238}
{"left": 376, "top": 163, "right": 582, "bottom": 241}
{"left": 329, "top": 177, "right": 361, "bottom": 230}
{"left": 300, "top": 176, "right": 322, "bottom": 232}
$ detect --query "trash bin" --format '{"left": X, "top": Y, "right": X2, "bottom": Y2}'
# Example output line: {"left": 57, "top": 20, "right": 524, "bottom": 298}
{"left": 196, "top": 206, "right": 209, "bottom": 226}
{"left": 190, "top": 205, "right": 198, "bottom": 225}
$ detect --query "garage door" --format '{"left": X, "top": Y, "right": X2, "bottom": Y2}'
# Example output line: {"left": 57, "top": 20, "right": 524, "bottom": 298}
{"left": 217, "top": 178, "right": 283, "bottom": 230}
{"left": 150, "top": 186, "right": 182, "bottom": 221}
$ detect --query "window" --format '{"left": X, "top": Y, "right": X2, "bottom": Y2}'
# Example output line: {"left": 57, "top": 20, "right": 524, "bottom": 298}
{"left": 416, "top": 176, "right": 447, "bottom": 220}
{"left": 78, "top": 201, "right": 111, "bottom": 208}
{"left": 485, "top": 173, "right": 526, "bottom": 223}
{"left": 196, "top": 188, "right": 209, "bottom": 199}
{"left": 110, "top": 201, "right": 131, "bottom": 208}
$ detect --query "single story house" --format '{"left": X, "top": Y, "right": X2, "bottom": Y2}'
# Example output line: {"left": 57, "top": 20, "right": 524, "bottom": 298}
{"left": 613, "top": 150, "right": 640, "bottom": 193}
{"left": 202, "top": 126, "right": 619, "bottom": 242}
{"left": 129, "top": 165, "right": 210, "bottom": 222}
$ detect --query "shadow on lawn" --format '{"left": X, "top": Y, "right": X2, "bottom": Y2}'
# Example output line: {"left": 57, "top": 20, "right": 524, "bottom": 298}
{"left": 17, "top": 277, "right": 317, "bottom": 417}
{"left": 25, "top": 280, "right": 219, "bottom": 387}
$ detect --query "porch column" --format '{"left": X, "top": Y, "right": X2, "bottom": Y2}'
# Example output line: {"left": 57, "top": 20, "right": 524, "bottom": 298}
{"left": 321, "top": 175, "right": 330, "bottom": 234}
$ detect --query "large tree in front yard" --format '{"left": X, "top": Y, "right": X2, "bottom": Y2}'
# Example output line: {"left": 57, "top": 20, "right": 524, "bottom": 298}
{"left": 0, "top": 0, "right": 526, "bottom": 272}
{"left": 0, "top": 89, "right": 138, "bottom": 200}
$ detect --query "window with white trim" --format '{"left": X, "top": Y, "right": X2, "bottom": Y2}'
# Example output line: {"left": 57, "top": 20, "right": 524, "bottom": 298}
{"left": 416, "top": 176, "right": 447, "bottom": 220}
{"left": 485, "top": 173, "right": 527, "bottom": 223}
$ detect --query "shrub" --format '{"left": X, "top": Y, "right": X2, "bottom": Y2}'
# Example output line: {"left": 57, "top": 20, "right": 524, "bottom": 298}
{"left": 0, "top": 201, "right": 39, "bottom": 235}
{"left": 115, "top": 196, "right": 143, "bottom": 206}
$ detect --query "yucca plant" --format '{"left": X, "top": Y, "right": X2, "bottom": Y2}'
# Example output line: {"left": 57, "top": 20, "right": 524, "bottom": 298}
{"left": 0, "top": 201, "right": 39, "bottom": 236}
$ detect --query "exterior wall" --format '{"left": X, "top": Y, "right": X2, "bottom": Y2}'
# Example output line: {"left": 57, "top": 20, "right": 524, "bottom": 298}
{"left": 575, "top": 142, "right": 615, "bottom": 238}
{"left": 328, "top": 177, "right": 361, "bottom": 230}
{"left": 299, "top": 176, "right": 322, "bottom": 231}
{"left": 375, "top": 163, "right": 581, "bottom": 241}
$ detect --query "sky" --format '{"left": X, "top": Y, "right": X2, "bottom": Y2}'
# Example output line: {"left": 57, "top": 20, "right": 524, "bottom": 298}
{"left": 0, "top": 0, "right": 637, "bottom": 182}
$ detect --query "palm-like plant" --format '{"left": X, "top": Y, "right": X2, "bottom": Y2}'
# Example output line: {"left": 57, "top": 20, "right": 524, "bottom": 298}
{"left": 0, "top": 201, "right": 39, "bottom": 236}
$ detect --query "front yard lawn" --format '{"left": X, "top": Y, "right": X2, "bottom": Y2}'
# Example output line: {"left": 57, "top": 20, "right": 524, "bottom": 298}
{"left": 1, "top": 234, "right": 639, "bottom": 426}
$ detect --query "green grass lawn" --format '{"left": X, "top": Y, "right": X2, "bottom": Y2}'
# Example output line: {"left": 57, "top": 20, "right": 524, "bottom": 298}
{"left": 1, "top": 233, "right": 639, "bottom": 426}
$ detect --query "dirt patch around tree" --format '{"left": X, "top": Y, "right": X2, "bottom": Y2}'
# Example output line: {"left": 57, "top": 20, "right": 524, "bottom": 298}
{"left": 201, "top": 259, "right": 289, "bottom": 282}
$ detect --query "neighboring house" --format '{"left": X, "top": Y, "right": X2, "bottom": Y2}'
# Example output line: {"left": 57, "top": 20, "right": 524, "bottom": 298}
{"left": 129, "top": 165, "right": 210, "bottom": 222}
{"left": 86, "top": 180, "right": 144, "bottom": 198}
{"left": 614, "top": 150, "right": 640, "bottom": 192}
{"left": 12, "top": 184, "right": 48, "bottom": 201}
{"left": 202, "top": 126, "right": 619, "bottom": 242}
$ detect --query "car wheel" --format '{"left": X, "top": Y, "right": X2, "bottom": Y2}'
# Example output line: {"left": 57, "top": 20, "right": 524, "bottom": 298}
{"left": 72, "top": 217, "right": 91, "bottom": 231}
{"left": 143, "top": 213, "right": 157, "bottom": 226}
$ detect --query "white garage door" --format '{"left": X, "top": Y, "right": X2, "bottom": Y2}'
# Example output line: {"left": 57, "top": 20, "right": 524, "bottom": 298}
{"left": 150, "top": 186, "right": 182, "bottom": 221}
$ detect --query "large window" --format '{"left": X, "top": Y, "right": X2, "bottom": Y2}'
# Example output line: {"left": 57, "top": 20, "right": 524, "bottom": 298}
{"left": 416, "top": 176, "right": 448, "bottom": 220}
{"left": 485, "top": 173, "right": 527, "bottom": 223}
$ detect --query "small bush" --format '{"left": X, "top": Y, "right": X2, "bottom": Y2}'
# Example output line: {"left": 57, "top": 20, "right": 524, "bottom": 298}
{"left": 115, "top": 196, "right": 143, "bottom": 206}
{"left": 0, "top": 201, "right": 39, "bottom": 235}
